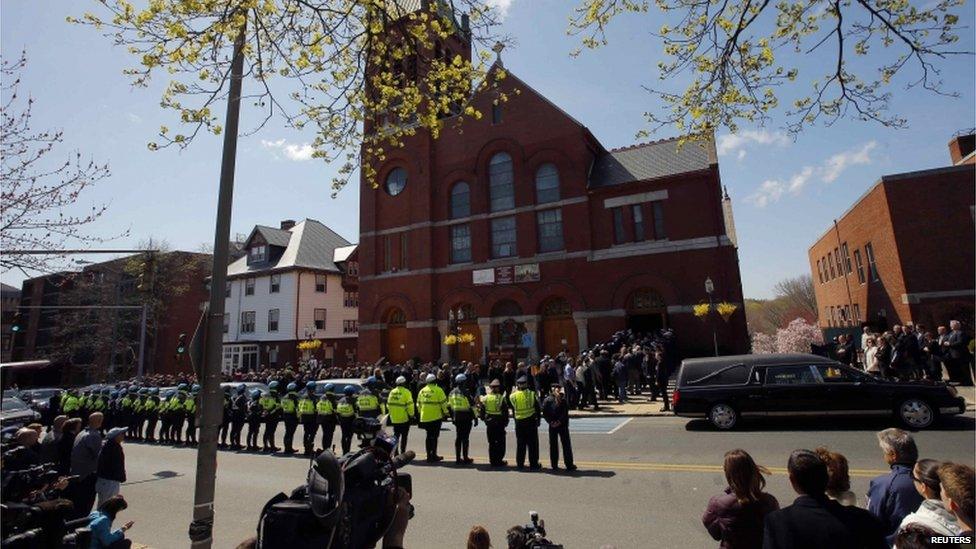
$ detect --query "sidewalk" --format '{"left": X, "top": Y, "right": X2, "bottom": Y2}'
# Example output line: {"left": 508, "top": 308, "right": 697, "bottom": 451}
{"left": 567, "top": 386, "right": 976, "bottom": 419}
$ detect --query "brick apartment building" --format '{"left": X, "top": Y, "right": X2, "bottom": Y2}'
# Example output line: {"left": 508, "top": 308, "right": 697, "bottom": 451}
{"left": 355, "top": 4, "right": 749, "bottom": 364}
{"left": 11, "top": 252, "right": 211, "bottom": 381}
{"left": 809, "top": 134, "right": 975, "bottom": 332}
{"left": 222, "top": 219, "right": 359, "bottom": 372}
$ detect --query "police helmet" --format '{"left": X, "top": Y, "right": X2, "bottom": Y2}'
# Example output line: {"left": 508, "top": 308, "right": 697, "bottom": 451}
{"left": 366, "top": 376, "right": 377, "bottom": 385}
{"left": 152, "top": 388, "right": 159, "bottom": 395}
{"left": 395, "top": 376, "right": 407, "bottom": 386}
{"left": 138, "top": 388, "right": 147, "bottom": 395}
{"left": 287, "top": 382, "right": 297, "bottom": 392}
{"left": 236, "top": 383, "right": 247, "bottom": 394}
{"left": 128, "top": 387, "right": 137, "bottom": 394}
{"left": 110, "top": 390, "right": 119, "bottom": 398}
{"left": 516, "top": 375, "right": 529, "bottom": 385}
{"left": 102, "top": 388, "right": 111, "bottom": 395}
{"left": 342, "top": 386, "right": 356, "bottom": 396}
{"left": 489, "top": 379, "right": 502, "bottom": 388}
{"left": 425, "top": 374, "right": 436, "bottom": 383}
{"left": 250, "top": 389, "right": 261, "bottom": 398}
{"left": 455, "top": 374, "right": 467, "bottom": 384}
{"left": 192, "top": 384, "right": 201, "bottom": 393}
{"left": 268, "top": 381, "right": 280, "bottom": 391}
{"left": 222, "top": 385, "right": 231, "bottom": 394}
{"left": 305, "top": 381, "right": 316, "bottom": 391}
{"left": 178, "top": 383, "right": 188, "bottom": 391}
{"left": 324, "top": 383, "right": 335, "bottom": 394}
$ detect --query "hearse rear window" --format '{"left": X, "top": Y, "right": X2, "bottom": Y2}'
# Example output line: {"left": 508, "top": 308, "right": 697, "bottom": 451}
{"left": 765, "top": 365, "right": 818, "bottom": 385}
{"left": 687, "top": 364, "right": 749, "bottom": 386}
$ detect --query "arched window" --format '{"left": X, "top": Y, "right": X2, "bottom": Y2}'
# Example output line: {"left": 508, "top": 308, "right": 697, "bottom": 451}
{"left": 627, "top": 289, "right": 665, "bottom": 312}
{"left": 384, "top": 167, "right": 407, "bottom": 196}
{"left": 450, "top": 182, "right": 470, "bottom": 219}
{"left": 386, "top": 308, "right": 406, "bottom": 325}
{"left": 535, "top": 163, "right": 560, "bottom": 204}
{"left": 488, "top": 152, "right": 514, "bottom": 212}
{"left": 542, "top": 297, "right": 572, "bottom": 317}
{"left": 491, "top": 299, "right": 523, "bottom": 318}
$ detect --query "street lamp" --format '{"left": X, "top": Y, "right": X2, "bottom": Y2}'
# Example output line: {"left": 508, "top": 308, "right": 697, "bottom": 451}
{"left": 448, "top": 307, "right": 462, "bottom": 365}
{"left": 705, "top": 277, "right": 718, "bottom": 356}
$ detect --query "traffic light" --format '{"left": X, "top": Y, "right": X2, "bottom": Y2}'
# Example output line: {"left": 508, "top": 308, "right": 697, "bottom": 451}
{"left": 136, "top": 252, "right": 157, "bottom": 293}
{"left": 11, "top": 311, "right": 22, "bottom": 333}
{"left": 176, "top": 333, "right": 187, "bottom": 355}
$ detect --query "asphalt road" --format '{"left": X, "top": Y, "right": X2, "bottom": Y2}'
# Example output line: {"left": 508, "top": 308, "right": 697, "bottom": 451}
{"left": 116, "top": 414, "right": 975, "bottom": 548}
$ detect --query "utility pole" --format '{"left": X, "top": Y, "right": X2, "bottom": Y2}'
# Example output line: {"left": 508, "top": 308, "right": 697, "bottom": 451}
{"left": 189, "top": 21, "right": 246, "bottom": 549}
{"left": 137, "top": 303, "right": 148, "bottom": 380}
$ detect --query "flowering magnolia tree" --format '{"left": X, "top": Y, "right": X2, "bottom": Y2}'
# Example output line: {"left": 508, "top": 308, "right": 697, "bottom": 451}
{"left": 751, "top": 317, "right": 823, "bottom": 354}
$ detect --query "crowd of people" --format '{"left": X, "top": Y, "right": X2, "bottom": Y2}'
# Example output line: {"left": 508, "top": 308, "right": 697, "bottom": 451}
{"left": 700, "top": 428, "right": 974, "bottom": 548}
{"left": 830, "top": 321, "right": 975, "bottom": 385}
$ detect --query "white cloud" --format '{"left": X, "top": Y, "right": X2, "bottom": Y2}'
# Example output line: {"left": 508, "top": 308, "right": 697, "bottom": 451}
{"left": 744, "top": 140, "right": 878, "bottom": 207}
{"left": 821, "top": 141, "right": 877, "bottom": 183}
{"left": 486, "top": 0, "right": 514, "bottom": 17}
{"left": 261, "top": 138, "right": 315, "bottom": 161}
{"left": 737, "top": 149, "right": 747, "bottom": 161}
{"left": 716, "top": 129, "right": 790, "bottom": 156}
{"left": 126, "top": 112, "right": 142, "bottom": 124}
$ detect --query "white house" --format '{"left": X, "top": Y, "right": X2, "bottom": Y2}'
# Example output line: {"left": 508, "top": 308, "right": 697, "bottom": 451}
{"left": 222, "top": 219, "right": 359, "bottom": 373}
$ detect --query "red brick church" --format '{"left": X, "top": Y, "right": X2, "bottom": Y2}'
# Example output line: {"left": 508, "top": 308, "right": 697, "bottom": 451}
{"left": 356, "top": 5, "right": 749, "bottom": 364}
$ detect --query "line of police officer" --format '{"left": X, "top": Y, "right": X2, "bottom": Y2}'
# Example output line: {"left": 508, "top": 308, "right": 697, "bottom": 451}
{"left": 54, "top": 372, "right": 572, "bottom": 470}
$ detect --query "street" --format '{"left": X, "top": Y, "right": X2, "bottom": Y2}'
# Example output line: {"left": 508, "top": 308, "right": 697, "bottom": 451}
{"left": 117, "top": 414, "right": 976, "bottom": 548}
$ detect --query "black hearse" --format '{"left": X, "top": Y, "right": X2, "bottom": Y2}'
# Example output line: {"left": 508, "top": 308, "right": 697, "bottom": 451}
{"left": 672, "top": 353, "right": 966, "bottom": 430}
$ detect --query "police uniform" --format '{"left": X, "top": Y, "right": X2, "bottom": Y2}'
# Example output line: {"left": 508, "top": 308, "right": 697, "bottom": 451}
{"left": 480, "top": 381, "right": 509, "bottom": 467}
{"left": 356, "top": 388, "right": 381, "bottom": 419}
{"left": 316, "top": 392, "right": 336, "bottom": 451}
{"left": 417, "top": 379, "right": 449, "bottom": 462}
{"left": 448, "top": 385, "right": 477, "bottom": 464}
{"left": 386, "top": 382, "right": 415, "bottom": 454}
{"left": 509, "top": 378, "right": 542, "bottom": 469}
{"left": 279, "top": 389, "right": 299, "bottom": 453}
{"left": 260, "top": 390, "right": 281, "bottom": 452}
{"left": 144, "top": 391, "right": 159, "bottom": 442}
{"left": 219, "top": 390, "right": 232, "bottom": 447}
{"left": 246, "top": 392, "right": 263, "bottom": 450}
{"left": 336, "top": 393, "right": 356, "bottom": 454}
{"left": 230, "top": 388, "right": 248, "bottom": 450}
{"left": 297, "top": 389, "right": 317, "bottom": 455}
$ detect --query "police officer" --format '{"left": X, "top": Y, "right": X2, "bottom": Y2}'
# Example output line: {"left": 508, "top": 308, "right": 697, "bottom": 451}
{"left": 172, "top": 385, "right": 188, "bottom": 444}
{"left": 386, "top": 376, "right": 414, "bottom": 455}
{"left": 336, "top": 386, "right": 357, "bottom": 454}
{"left": 316, "top": 384, "right": 336, "bottom": 452}
{"left": 542, "top": 384, "right": 576, "bottom": 471}
{"left": 219, "top": 386, "right": 232, "bottom": 448}
{"left": 158, "top": 391, "right": 173, "bottom": 443}
{"left": 480, "top": 379, "right": 509, "bottom": 467}
{"left": 120, "top": 388, "right": 135, "bottom": 437}
{"left": 260, "top": 381, "right": 281, "bottom": 452}
{"left": 297, "top": 382, "right": 318, "bottom": 456}
{"left": 356, "top": 381, "right": 381, "bottom": 419}
{"left": 280, "top": 383, "right": 299, "bottom": 454}
{"left": 417, "top": 373, "right": 449, "bottom": 463}
{"left": 230, "top": 384, "right": 248, "bottom": 450}
{"left": 185, "top": 384, "right": 200, "bottom": 445}
{"left": 509, "top": 375, "right": 541, "bottom": 470}
{"left": 132, "top": 389, "right": 146, "bottom": 440}
{"left": 144, "top": 388, "right": 160, "bottom": 442}
{"left": 246, "top": 389, "right": 263, "bottom": 451}
{"left": 448, "top": 374, "right": 477, "bottom": 465}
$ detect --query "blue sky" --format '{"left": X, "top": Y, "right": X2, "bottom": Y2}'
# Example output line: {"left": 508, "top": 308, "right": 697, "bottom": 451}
{"left": 2, "top": 0, "right": 974, "bottom": 298}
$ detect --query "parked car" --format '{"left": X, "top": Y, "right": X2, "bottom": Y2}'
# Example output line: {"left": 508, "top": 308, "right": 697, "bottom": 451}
{"left": 20, "top": 388, "right": 63, "bottom": 414}
{"left": 220, "top": 382, "right": 270, "bottom": 396}
{"left": 1, "top": 398, "right": 41, "bottom": 428}
{"left": 673, "top": 353, "right": 966, "bottom": 430}
{"left": 313, "top": 379, "right": 363, "bottom": 397}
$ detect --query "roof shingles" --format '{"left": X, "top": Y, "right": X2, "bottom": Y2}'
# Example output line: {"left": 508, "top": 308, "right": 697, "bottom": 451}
{"left": 589, "top": 137, "right": 715, "bottom": 188}
{"left": 227, "top": 219, "right": 352, "bottom": 277}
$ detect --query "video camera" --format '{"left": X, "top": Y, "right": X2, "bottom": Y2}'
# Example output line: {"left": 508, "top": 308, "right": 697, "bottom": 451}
{"left": 256, "top": 416, "right": 414, "bottom": 549}
{"left": 512, "top": 511, "right": 563, "bottom": 549}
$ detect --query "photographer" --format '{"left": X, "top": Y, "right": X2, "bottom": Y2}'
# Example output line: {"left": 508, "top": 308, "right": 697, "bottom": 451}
{"left": 88, "top": 494, "right": 134, "bottom": 549}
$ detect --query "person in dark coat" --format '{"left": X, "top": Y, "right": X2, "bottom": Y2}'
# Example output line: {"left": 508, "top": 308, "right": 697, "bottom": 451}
{"left": 702, "top": 449, "right": 779, "bottom": 548}
{"left": 56, "top": 418, "right": 83, "bottom": 475}
{"left": 867, "top": 428, "right": 924, "bottom": 540}
{"left": 943, "top": 321, "right": 974, "bottom": 385}
{"left": 96, "top": 428, "right": 128, "bottom": 506}
{"left": 541, "top": 385, "right": 575, "bottom": 471}
{"left": 763, "top": 449, "right": 886, "bottom": 549}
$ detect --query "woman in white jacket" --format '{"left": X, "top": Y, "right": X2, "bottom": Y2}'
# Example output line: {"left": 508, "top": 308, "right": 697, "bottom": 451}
{"left": 894, "top": 458, "right": 962, "bottom": 547}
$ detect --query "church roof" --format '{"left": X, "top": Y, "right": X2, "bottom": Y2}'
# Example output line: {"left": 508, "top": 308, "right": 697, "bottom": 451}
{"left": 228, "top": 219, "right": 352, "bottom": 277}
{"left": 588, "top": 137, "right": 716, "bottom": 188}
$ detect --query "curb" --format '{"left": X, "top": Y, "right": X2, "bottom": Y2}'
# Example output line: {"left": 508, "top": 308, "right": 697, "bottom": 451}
{"left": 569, "top": 404, "right": 975, "bottom": 419}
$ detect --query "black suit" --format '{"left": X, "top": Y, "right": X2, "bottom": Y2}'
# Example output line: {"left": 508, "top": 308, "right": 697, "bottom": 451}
{"left": 762, "top": 495, "right": 886, "bottom": 549}
{"left": 946, "top": 330, "right": 974, "bottom": 385}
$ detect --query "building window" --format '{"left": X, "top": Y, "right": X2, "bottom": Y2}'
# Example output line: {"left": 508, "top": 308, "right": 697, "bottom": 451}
{"left": 268, "top": 345, "right": 278, "bottom": 365}
{"left": 245, "top": 277, "right": 255, "bottom": 296}
{"left": 223, "top": 314, "right": 229, "bottom": 334}
{"left": 834, "top": 247, "right": 843, "bottom": 277}
{"left": 400, "top": 232, "right": 408, "bottom": 270}
{"left": 315, "top": 274, "right": 327, "bottom": 292}
{"left": 347, "top": 261, "right": 358, "bottom": 276}
{"left": 344, "top": 292, "right": 359, "bottom": 307}
{"left": 241, "top": 311, "right": 255, "bottom": 333}
{"left": 853, "top": 250, "right": 865, "bottom": 284}
{"left": 824, "top": 306, "right": 831, "bottom": 327}
{"left": 491, "top": 216, "right": 517, "bottom": 258}
{"left": 384, "top": 167, "right": 407, "bottom": 196}
{"left": 270, "top": 273, "right": 280, "bottom": 293}
{"left": 491, "top": 103, "right": 502, "bottom": 124}
{"left": 451, "top": 224, "right": 472, "bottom": 263}
{"left": 225, "top": 283, "right": 231, "bottom": 298}
{"left": 247, "top": 245, "right": 267, "bottom": 264}
{"left": 383, "top": 236, "right": 392, "bottom": 272}
{"left": 488, "top": 152, "right": 515, "bottom": 212}
{"left": 534, "top": 164, "right": 560, "bottom": 204}
{"left": 816, "top": 259, "right": 824, "bottom": 284}
{"left": 268, "top": 309, "right": 279, "bottom": 332}
{"left": 827, "top": 252, "right": 835, "bottom": 279}
{"left": 314, "top": 309, "right": 327, "bottom": 330}
{"left": 842, "top": 243, "right": 852, "bottom": 274}
{"left": 632, "top": 204, "right": 645, "bottom": 242}
{"left": 853, "top": 303, "right": 861, "bottom": 323}
{"left": 343, "top": 320, "right": 358, "bottom": 334}
{"left": 864, "top": 242, "right": 879, "bottom": 282}
{"left": 536, "top": 209, "right": 564, "bottom": 252}
{"left": 652, "top": 201, "right": 667, "bottom": 239}
{"left": 612, "top": 207, "right": 626, "bottom": 244}
{"left": 450, "top": 182, "right": 470, "bottom": 219}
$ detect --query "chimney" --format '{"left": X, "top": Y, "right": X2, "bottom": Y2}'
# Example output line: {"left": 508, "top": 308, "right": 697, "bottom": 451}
{"left": 280, "top": 219, "right": 296, "bottom": 231}
{"left": 948, "top": 133, "right": 975, "bottom": 165}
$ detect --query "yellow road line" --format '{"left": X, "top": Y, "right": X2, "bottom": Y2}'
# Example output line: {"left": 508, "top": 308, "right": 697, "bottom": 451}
{"left": 568, "top": 460, "right": 888, "bottom": 477}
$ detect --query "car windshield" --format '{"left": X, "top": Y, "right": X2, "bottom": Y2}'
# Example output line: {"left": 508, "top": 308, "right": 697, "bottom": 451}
{"left": 1, "top": 398, "right": 29, "bottom": 411}
{"left": 26, "top": 389, "right": 60, "bottom": 400}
